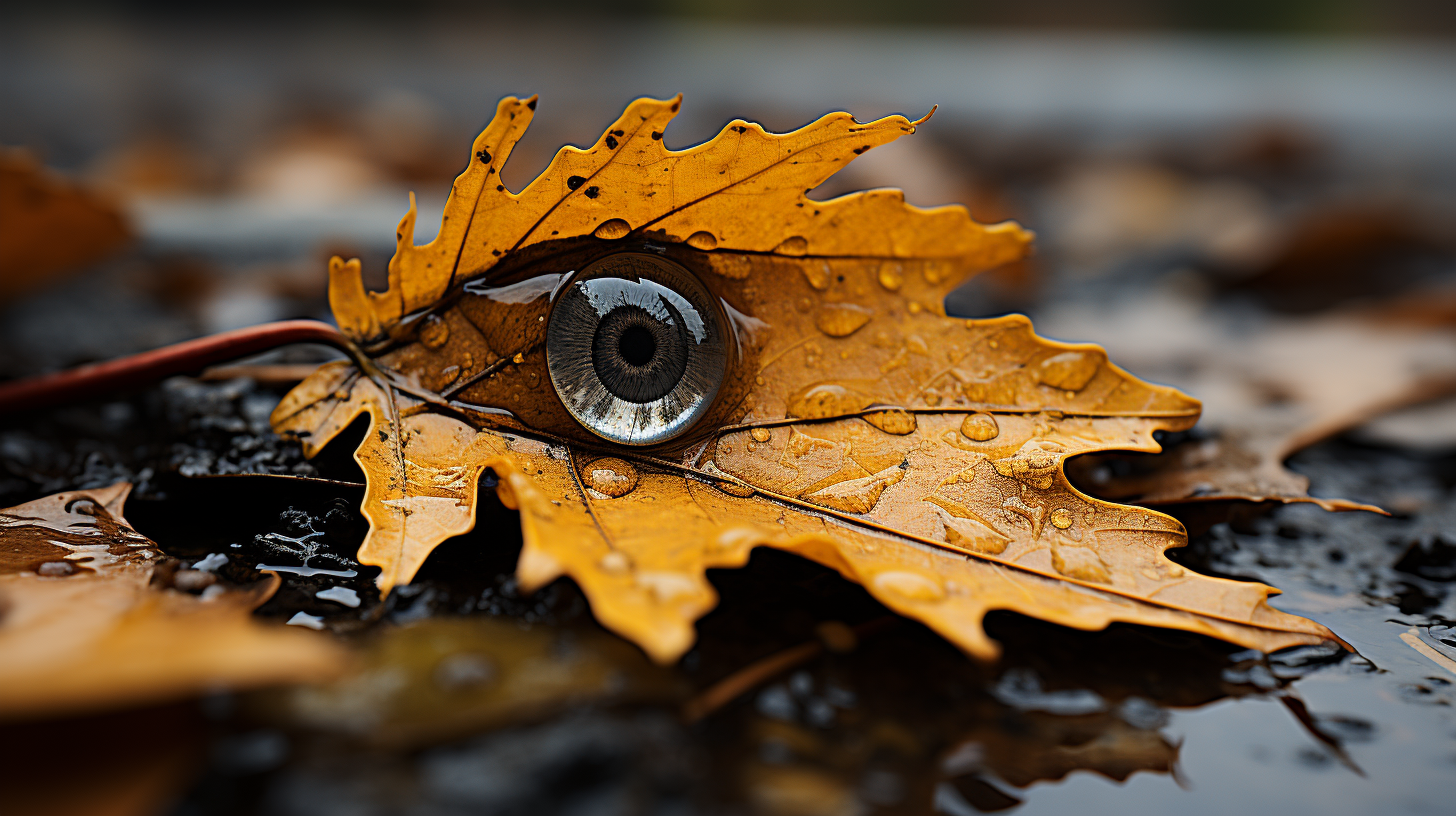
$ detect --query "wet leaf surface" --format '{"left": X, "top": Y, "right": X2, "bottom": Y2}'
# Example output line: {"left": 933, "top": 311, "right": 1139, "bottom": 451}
{"left": 1056, "top": 293, "right": 1456, "bottom": 511}
{"left": 3, "top": 37, "right": 1456, "bottom": 812}
{"left": 272, "top": 97, "right": 1337, "bottom": 665}
{"left": 0, "top": 483, "right": 345, "bottom": 718}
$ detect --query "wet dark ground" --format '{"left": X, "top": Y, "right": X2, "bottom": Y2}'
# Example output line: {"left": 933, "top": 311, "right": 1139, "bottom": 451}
{"left": 2, "top": 314, "right": 1454, "bottom": 815}
{"left": 4, "top": 19, "right": 1456, "bottom": 811}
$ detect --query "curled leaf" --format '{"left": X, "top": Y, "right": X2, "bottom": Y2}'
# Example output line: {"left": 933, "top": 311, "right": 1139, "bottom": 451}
{"left": 275, "top": 95, "right": 1340, "bottom": 663}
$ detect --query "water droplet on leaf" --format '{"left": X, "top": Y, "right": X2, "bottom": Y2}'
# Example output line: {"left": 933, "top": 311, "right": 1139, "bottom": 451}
{"left": 787, "top": 383, "right": 875, "bottom": 419}
{"left": 864, "top": 409, "right": 916, "bottom": 435}
{"left": 593, "top": 218, "right": 631, "bottom": 240}
{"left": 960, "top": 413, "right": 1000, "bottom": 441}
{"left": 419, "top": 315, "right": 450, "bottom": 349}
{"left": 1049, "top": 508, "right": 1074, "bottom": 529}
{"left": 815, "top": 303, "right": 874, "bottom": 337}
{"left": 587, "top": 457, "right": 639, "bottom": 498}
{"left": 1037, "top": 351, "right": 1103, "bottom": 392}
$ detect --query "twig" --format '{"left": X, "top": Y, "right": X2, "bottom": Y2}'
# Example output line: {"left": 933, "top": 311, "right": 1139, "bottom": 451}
{"left": 681, "top": 617, "right": 897, "bottom": 723}
{"left": 198, "top": 363, "right": 325, "bottom": 385}
{"left": 0, "top": 320, "right": 349, "bottom": 415}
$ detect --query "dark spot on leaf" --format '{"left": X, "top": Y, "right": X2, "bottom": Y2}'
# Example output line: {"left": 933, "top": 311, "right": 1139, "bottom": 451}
{"left": 605, "top": 135, "right": 619, "bottom": 149}
{"left": 837, "top": 275, "right": 845, "bottom": 283}
{"left": 732, "top": 125, "right": 747, "bottom": 133}
{"left": 377, "top": 430, "right": 388, "bottom": 442}
{"left": 492, "top": 249, "right": 501, "bottom": 256}
{"left": 526, "top": 98, "right": 538, "bottom": 110}
{"left": 651, "top": 131, "right": 663, "bottom": 140}
{"left": 567, "top": 176, "right": 586, "bottom": 190}
{"left": 584, "top": 186, "right": 600, "bottom": 198}
{"left": 476, "top": 148, "right": 492, "bottom": 164}
{"left": 670, "top": 100, "right": 680, "bottom": 112}
{"left": 852, "top": 145, "right": 871, "bottom": 155}
{"left": 612, "top": 129, "right": 624, "bottom": 137}
{"left": 497, "top": 184, "right": 505, "bottom": 192}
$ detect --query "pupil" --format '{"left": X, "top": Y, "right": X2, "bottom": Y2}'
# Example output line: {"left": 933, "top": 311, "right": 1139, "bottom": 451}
{"left": 618, "top": 324, "right": 657, "bottom": 367}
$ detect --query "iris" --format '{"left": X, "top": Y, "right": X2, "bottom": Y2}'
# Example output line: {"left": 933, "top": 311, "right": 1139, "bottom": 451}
{"left": 546, "top": 253, "right": 727, "bottom": 445}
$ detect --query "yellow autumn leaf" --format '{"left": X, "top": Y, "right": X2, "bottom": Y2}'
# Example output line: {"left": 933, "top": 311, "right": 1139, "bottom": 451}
{"left": 273, "top": 95, "right": 1341, "bottom": 664}
{"left": 0, "top": 483, "right": 345, "bottom": 717}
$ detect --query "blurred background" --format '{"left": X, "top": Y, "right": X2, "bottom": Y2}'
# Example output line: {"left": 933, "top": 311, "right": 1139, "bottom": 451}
{"left": 3, "top": 3, "right": 1456, "bottom": 816}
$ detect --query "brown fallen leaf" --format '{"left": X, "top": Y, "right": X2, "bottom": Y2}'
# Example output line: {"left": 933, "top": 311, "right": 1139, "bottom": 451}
{"left": 942, "top": 708, "right": 1177, "bottom": 788}
{"left": 0, "top": 483, "right": 345, "bottom": 719}
{"left": 276, "top": 615, "right": 684, "bottom": 749}
{"left": 1052, "top": 289, "right": 1456, "bottom": 510}
{"left": 0, "top": 148, "right": 131, "bottom": 302}
{"left": 273, "top": 95, "right": 1340, "bottom": 664}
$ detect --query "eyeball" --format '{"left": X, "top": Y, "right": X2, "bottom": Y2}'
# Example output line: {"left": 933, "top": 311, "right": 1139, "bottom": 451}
{"left": 546, "top": 253, "right": 728, "bottom": 445}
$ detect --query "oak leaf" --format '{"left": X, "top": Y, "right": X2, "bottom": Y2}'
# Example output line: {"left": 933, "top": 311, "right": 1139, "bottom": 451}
{"left": 0, "top": 483, "right": 345, "bottom": 718}
{"left": 273, "top": 96, "right": 1341, "bottom": 663}
{"left": 1054, "top": 293, "right": 1456, "bottom": 511}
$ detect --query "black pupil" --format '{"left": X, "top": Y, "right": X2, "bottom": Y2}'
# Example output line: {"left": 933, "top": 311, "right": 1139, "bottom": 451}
{"left": 618, "top": 324, "right": 657, "bottom": 367}
{"left": 591, "top": 302, "right": 691, "bottom": 404}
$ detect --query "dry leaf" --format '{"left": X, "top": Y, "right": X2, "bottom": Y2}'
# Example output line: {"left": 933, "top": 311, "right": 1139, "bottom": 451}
{"left": 0, "top": 483, "right": 345, "bottom": 718}
{"left": 0, "top": 148, "right": 130, "bottom": 302}
{"left": 1052, "top": 290, "right": 1456, "bottom": 510}
{"left": 274, "top": 95, "right": 1340, "bottom": 663}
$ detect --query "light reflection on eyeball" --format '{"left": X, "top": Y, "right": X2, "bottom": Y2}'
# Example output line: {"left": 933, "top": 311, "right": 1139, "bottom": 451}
{"left": 546, "top": 253, "right": 728, "bottom": 445}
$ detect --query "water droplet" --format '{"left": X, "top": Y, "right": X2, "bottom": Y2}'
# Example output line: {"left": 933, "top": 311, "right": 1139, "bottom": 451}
{"left": 924, "top": 391, "right": 943, "bottom": 407}
{"left": 750, "top": 427, "right": 772, "bottom": 443}
{"left": 316, "top": 586, "right": 361, "bottom": 607}
{"left": 526, "top": 371, "right": 541, "bottom": 389}
{"left": 37, "top": 560, "right": 75, "bottom": 577}
{"left": 787, "top": 383, "right": 875, "bottom": 419}
{"left": 286, "top": 612, "right": 326, "bottom": 630}
{"left": 877, "top": 264, "right": 903, "bottom": 291}
{"left": 795, "top": 296, "right": 814, "bottom": 313}
{"left": 599, "top": 551, "right": 631, "bottom": 573}
{"left": 1049, "top": 508, "right": 1074, "bottom": 529}
{"left": 593, "top": 218, "right": 630, "bottom": 239}
{"left": 686, "top": 230, "right": 717, "bottom": 250}
{"left": 907, "top": 301, "right": 923, "bottom": 314}
{"left": 755, "top": 375, "right": 765, "bottom": 386}
{"left": 511, "top": 352, "right": 525, "bottom": 364}
{"left": 587, "top": 457, "right": 639, "bottom": 498}
{"left": 775, "top": 235, "right": 809, "bottom": 256}
{"left": 429, "top": 365, "right": 462, "bottom": 391}
{"left": 419, "top": 315, "right": 450, "bottom": 349}
{"left": 1051, "top": 545, "right": 1110, "bottom": 584}
{"left": 636, "top": 571, "right": 699, "bottom": 602}
{"left": 1037, "top": 350, "right": 1104, "bottom": 392}
{"left": 864, "top": 409, "right": 916, "bottom": 435}
{"left": 815, "top": 303, "right": 873, "bottom": 337}
{"left": 872, "top": 570, "right": 945, "bottom": 602}
{"left": 801, "top": 261, "right": 831, "bottom": 290}
{"left": 960, "top": 413, "right": 999, "bottom": 441}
